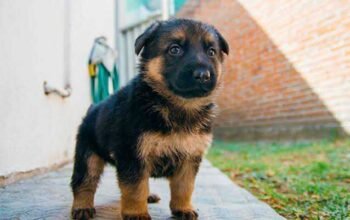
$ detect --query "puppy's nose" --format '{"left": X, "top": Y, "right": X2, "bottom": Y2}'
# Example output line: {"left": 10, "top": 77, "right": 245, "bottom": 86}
{"left": 193, "top": 69, "right": 211, "bottom": 83}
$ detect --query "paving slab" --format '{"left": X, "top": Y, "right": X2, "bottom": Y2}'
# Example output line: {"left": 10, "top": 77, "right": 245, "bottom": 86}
{"left": 0, "top": 160, "right": 285, "bottom": 220}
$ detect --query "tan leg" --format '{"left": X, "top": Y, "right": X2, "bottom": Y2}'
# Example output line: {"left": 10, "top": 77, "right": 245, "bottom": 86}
{"left": 71, "top": 153, "right": 105, "bottom": 219}
{"left": 118, "top": 176, "right": 151, "bottom": 220}
{"left": 169, "top": 160, "right": 199, "bottom": 220}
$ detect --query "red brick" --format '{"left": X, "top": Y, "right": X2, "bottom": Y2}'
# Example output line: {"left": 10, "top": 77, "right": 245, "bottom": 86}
{"left": 178, "top": 0, "right": 350, "bottom": 140}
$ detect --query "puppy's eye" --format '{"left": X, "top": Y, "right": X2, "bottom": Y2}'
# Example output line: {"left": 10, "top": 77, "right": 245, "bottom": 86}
{"left": 168, "top": 44, "right": 183, "bottom": 56}
{"left": 207, "top": 48, "right": 216, "bottom": 57}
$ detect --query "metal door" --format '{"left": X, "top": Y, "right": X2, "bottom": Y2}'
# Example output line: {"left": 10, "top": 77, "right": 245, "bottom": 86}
{"left": 116, "top": 0, "right": 174, "bottom": 86}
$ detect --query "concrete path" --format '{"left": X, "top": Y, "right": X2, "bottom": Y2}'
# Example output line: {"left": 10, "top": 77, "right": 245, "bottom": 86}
{"left": 0, "top": 160, "right": 284, "bottom": 220}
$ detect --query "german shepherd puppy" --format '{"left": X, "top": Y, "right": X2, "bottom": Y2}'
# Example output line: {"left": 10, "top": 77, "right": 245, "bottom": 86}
{"left": 71, "top": 18, "right": 229, "bottom": 220}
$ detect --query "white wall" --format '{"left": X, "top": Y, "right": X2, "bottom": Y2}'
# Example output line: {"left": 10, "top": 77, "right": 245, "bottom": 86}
{"left": 0, "top": 0, "right": 116, "bottom": 176}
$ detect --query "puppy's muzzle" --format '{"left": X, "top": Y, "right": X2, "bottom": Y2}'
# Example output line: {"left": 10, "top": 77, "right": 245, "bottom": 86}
{"left": 193, "top": 69, "right": 211, "bottom": 83}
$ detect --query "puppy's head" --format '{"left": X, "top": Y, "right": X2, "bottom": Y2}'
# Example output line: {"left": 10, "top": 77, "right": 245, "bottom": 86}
{"left": 136, "top": 19, "right": 229, "bottom": 99}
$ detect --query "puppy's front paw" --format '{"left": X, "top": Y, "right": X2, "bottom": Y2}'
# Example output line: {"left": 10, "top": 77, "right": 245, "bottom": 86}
{"left": 172, "top": 210, "right": 198, "bottom": 220}
{"left": 71, "top": 208, "right": 96, "bottom": 220}
{"left": 122, "top": 213, "right": 152, "bottom": 220}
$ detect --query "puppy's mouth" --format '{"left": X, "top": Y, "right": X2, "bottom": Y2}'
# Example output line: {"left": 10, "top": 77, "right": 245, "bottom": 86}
{"left": 199, "top": 84, "right": 213, "bottom": 92}
{"left": 168, "top": 82, "right": 214, "bottom": 99}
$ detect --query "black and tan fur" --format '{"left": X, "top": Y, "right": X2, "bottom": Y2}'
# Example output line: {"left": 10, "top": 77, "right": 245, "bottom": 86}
{"left": 71, "top": 19, "right": 229, "bottom": 220}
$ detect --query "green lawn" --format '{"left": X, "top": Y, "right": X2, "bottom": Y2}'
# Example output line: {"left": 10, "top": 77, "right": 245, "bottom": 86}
{"left": 207, "top": 139, "right": 350, "bottom": 220}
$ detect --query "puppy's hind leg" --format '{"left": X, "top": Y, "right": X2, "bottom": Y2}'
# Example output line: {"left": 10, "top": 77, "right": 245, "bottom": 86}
{"left": 147, "top": 193, "right": 160, "bottom": 203}
{"left": 70, "top": 139, "right": 105, "bottom": 220}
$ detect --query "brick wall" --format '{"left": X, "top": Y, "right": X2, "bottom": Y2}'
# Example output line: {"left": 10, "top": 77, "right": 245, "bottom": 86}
{"left": 178, "top": 0, "right": 350, "bottom": 140}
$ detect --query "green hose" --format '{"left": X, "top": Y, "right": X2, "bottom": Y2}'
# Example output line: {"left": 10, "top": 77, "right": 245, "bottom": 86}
{"left": 90, "top": 63, "right": 119, "bottom": 104}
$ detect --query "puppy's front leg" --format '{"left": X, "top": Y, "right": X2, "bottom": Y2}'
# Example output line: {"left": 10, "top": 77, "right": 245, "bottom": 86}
{"left": 118, "top": 175, "right": 151, "bottom": 220}
{"left": 169, "top": 159, "right": 200, "bottom": 220}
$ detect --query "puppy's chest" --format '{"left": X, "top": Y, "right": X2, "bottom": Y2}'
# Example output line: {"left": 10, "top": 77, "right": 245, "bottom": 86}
{"left": 152, "top": 103, "right": 215, "bottom": 133}
{"left": 138, "top": 132, "right": 212, "bottom": 158}
{"left": 137, "top": 132, "right": 212, "bottom": 175}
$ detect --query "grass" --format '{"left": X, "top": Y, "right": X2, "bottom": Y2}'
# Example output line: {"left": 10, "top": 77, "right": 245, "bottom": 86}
{"left": 207, "top": 139, "right": 350, "bottom": 220}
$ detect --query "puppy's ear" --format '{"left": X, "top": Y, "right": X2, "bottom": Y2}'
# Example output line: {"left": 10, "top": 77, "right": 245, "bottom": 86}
{"left": 135, "top": 21, "right": 161, "bottom": 55}
{"left": 216, "top": 30, "right": 229, "bottom": 55}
